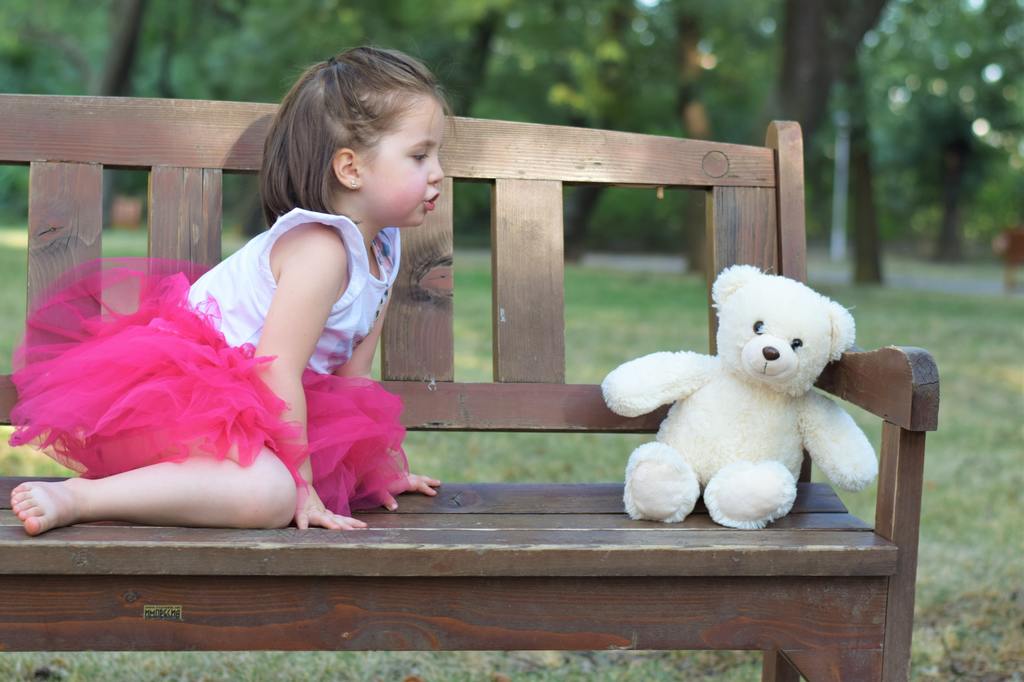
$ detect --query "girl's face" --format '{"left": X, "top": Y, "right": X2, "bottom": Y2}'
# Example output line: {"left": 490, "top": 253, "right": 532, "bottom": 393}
{"left": 355, "top": 96, "right": 445, "bottom": 231}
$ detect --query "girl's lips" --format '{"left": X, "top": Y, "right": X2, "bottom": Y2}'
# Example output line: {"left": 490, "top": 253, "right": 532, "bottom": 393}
{"left": 425, "top": 195, "right": 440, "bottom": 211}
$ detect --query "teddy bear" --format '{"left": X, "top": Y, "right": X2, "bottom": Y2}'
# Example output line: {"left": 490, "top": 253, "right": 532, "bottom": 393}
{"left": 601, "top": 264, "right": 877, "bottom": 529}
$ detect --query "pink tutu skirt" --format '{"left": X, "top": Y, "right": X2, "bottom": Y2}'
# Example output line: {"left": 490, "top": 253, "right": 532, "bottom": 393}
{"left": 8, "top": 258, "right": 408, "bottom": 517}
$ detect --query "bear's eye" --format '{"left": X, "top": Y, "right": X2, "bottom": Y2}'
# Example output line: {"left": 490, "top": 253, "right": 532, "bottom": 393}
{"left": 791, "top": 339, "right": 803, "bottom": 350}
{"left": 753, "top": 321, "right": 765, "bottom": 334}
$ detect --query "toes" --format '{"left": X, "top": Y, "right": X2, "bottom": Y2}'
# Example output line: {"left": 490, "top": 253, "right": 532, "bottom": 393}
{"left": 13, "top": 499, "right": 40, "bottom": 514}
{"left": 23, "top": 516, "right": 47, "bottom": 536}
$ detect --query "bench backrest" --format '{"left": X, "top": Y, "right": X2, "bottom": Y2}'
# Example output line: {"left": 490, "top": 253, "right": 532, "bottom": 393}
{"left": 0, "top": 95, "right": 805, "bottom": 435}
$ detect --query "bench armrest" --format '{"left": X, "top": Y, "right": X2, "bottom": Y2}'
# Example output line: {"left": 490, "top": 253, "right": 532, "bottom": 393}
{"left": 815, "top": 346, "right": 939, "bottom": 432}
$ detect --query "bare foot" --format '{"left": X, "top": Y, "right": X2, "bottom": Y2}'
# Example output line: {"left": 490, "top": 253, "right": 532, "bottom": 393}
{"left": 10, "top": 481, "right": 80, "bottom": 536}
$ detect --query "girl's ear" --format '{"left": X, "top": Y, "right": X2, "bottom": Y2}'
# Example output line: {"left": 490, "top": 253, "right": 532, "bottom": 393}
{"left": 331, "top": 148, "right": 361, "bottom": 189}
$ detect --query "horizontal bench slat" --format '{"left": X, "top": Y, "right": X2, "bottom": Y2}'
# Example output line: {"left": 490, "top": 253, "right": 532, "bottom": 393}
{"left": 388, "top": 382, "right": 665, "bottom": 431}
{"left": 1, "top": 351, "right": 940, "bottom": 431}
{"left": 1, "top": 480, "right": 850, "bottom": 515}
{"left": 0, "top": 524, "right": 894, "bottom": 577}
{"left": 0, "top": 575, "right": 887, "bottom": 652}
{"left": 0, "top": 95, "right": 776, "bottom": 186}
{"left": 1, "top": 379, "right": 656, "bottom": 430}
{"left": 0, "top": 509, "right": 870, "bottom": 532}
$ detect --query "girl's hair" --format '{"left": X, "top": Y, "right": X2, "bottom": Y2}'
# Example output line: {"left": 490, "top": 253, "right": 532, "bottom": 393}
{"left": 259, "top": 46, "right": 448, "bottom": 226}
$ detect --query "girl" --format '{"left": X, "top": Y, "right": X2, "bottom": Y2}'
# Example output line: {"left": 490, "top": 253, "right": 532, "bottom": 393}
{"left": 8, "top": 46, "right": 444, "bottom": 535}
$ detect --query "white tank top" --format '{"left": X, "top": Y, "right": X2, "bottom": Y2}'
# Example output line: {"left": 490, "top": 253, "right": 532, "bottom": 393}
{"left": 187, "top": 207, "right": 401, "bottom": 374}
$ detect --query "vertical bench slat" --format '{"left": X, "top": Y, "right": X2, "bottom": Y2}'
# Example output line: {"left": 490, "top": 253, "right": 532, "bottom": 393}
{"left": 766, "top": 121, "right": 807, "bottom": 282}
{"left": 382, "top": 178, "right": 454, "bottom": 382}
{"left": 703, "top": 186, "right": 778, "bottom": 353}
{"left": 147, "top": 166, "right": 222, "bottom": 275}
{"left": 26, "top": 161, "right": 103, "bottom": 314}
{"left": 491, "top": 178, "right": 565, "bottom": 383}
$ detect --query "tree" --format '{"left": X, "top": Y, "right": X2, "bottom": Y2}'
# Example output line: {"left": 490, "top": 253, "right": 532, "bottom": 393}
{"left": 774, "top": 0, "right": 889, "bottom": 283}
{"left": 860, "top": 0, "right": 1024, "bottom": 261}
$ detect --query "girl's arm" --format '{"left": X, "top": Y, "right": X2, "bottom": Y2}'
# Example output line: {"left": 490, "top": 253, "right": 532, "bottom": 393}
{"left": 332, "top": 297, "right": 441, "bottom": 508}
{"left": 254, "top": 225, "right": 361, "bottom": 529}
{"left": 333, "top": 298, "right": 390, "bottom": 379}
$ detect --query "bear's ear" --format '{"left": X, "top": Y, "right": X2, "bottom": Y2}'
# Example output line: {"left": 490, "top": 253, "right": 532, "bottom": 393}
{"left": 828, "top": 301, "right": 856, "bottom": 360}
{"left": 712, "top": 264, "right": 762, "bottom": 306}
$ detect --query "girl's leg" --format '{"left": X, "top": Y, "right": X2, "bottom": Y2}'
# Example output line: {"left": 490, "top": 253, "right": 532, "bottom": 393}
{"left": 10, "top": 446, "right": 296, "bottom": 536}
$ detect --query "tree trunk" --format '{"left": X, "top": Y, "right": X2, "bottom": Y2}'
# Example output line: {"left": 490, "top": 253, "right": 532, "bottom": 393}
{"left": 776, "top": 0, "right": 831, "bottom": 142}
{"left": 844, "top": 62, "right": 883, "bottom": 284}
{"left": 850, "top": 129, "right": 883, "bottom": 283}
{"left": 563, "top": 186, "right": 604, "bottom": 262}
{"left": 562, "top": 4, "right": 634, "bottom": 261}
{"left": 934, "top": 140, "right": 969, "bottom": 262}
{"left": 450, "top": 9, "right": 501, "bottom": 116}
{"left": 99, "top": 0, "right": 148, "bottom": 229}
{"left": 773, "top": 0, "right": 889, "bottom": 261}
{"left": 775, "top": 0, "right": 889, "bottom": 142}
{"left": 676, "top": 10, "right": 710, "bottom": 276}
{"left": 99, "top": 0, "right": 147, "bottom": 97}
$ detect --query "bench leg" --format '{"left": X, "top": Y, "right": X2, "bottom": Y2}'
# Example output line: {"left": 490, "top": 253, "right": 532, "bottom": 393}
{"left": 762, "top": 649, "right": 800, "bottom": 681}
{"left": 780, "top": 648, "right": 883, "bottom": 681}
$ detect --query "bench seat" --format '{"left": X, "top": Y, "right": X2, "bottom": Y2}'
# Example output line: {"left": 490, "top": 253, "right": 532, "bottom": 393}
{"left": 0, "top": 478, "right": 893, "bottom": 654}
{"left": 0, "top": 479, "right": 893, "bottom": 578}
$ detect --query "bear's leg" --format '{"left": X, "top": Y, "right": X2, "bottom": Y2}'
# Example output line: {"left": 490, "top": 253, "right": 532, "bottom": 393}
{"left": 703, "top": 461, "right": 797, "bottom": 529}
{"left": 623, "top": 442, "right": 700, "bottom": 523}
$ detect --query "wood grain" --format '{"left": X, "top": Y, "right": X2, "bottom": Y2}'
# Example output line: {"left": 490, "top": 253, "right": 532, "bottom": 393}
{"left": 491, "top": 178, "right": 565, "bottom": 382}
{"left": 762, "top": 649, "right": 801, "bottom": 682}
{"left": 0, "top": 575, "right": 887, "bottom": 652}
{"left": 382, "top": 177, "right": 453, "bottom": 381}
{"left": 816, "top": 346, "right": 940, "bottom": 432}
{"left": 0, "top": 509, "right": 872, "bottom": 532}
{"left": 1, "top": 379, "right": 659, "bottom": 430}
{"left": 0, "top": 95, "right": 777, "bottom": 187}
{"left": 875, "top": 423, "right": 927, "bottom": 682}
{"left": 704, "top": 185, "right": 779, "bottom": 352}
{"left": 783, "top": 648, "right": 883, "bottom": 681}
{"left": 0, "top": 523, "right": 895, "bottom": 577}
{"left": 0, "top": 479, "right": 851, "bottom": 515}
{"left": 147, "top": 166, "right": 222, "bottom": 274}
{"left": 765, "top": 121, "right": 807, "bottom": 283}
{"left": 0, "top": 376, "right": 15, "bottom": 423}
{"left": 26, "top": 161, "right": 103, "bottom": 314}
{"left": 387, "top": 381, "right": 659, "bottom": 431}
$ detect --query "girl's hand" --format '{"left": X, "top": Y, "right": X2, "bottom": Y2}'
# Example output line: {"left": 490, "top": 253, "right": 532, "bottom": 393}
{"left": 294, "top": 486, "right": 367, "bottom": 530}
{"left": 382, "top": 473, "right": 441, "bottom": 511}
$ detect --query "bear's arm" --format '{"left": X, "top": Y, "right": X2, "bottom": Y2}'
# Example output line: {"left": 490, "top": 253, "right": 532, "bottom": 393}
{"left": 601, "top": 351, "right": 718, "bottom": 417}
{"left": 797, "top": 391, "right": 878, "bottom": 491}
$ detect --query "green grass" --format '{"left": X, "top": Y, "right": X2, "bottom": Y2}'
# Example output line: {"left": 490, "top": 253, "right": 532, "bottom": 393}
{"left": 1, "top": 228, "right": 1021, "bottom": 680}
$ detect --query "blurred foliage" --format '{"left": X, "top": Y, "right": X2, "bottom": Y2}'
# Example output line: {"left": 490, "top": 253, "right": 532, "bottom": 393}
{"left": 0, "top": 0, "right": 1020, "bottom": 254}
{"left": 860, "top": 0, "right": 1024, "bottom": 249}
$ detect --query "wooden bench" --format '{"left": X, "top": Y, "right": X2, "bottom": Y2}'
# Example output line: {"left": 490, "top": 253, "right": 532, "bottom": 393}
{"left": 0, "top": 95, "right": 939, "bottom": 681}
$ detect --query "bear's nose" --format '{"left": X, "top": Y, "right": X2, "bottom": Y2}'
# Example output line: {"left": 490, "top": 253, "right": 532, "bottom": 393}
{"left": 762, "top": 346, "right": 780, "bottom": 361}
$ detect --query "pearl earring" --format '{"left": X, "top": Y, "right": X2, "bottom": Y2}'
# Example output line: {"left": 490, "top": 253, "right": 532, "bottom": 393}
{"left": 350, "top": 181, "right": 359, "bottom": 189}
